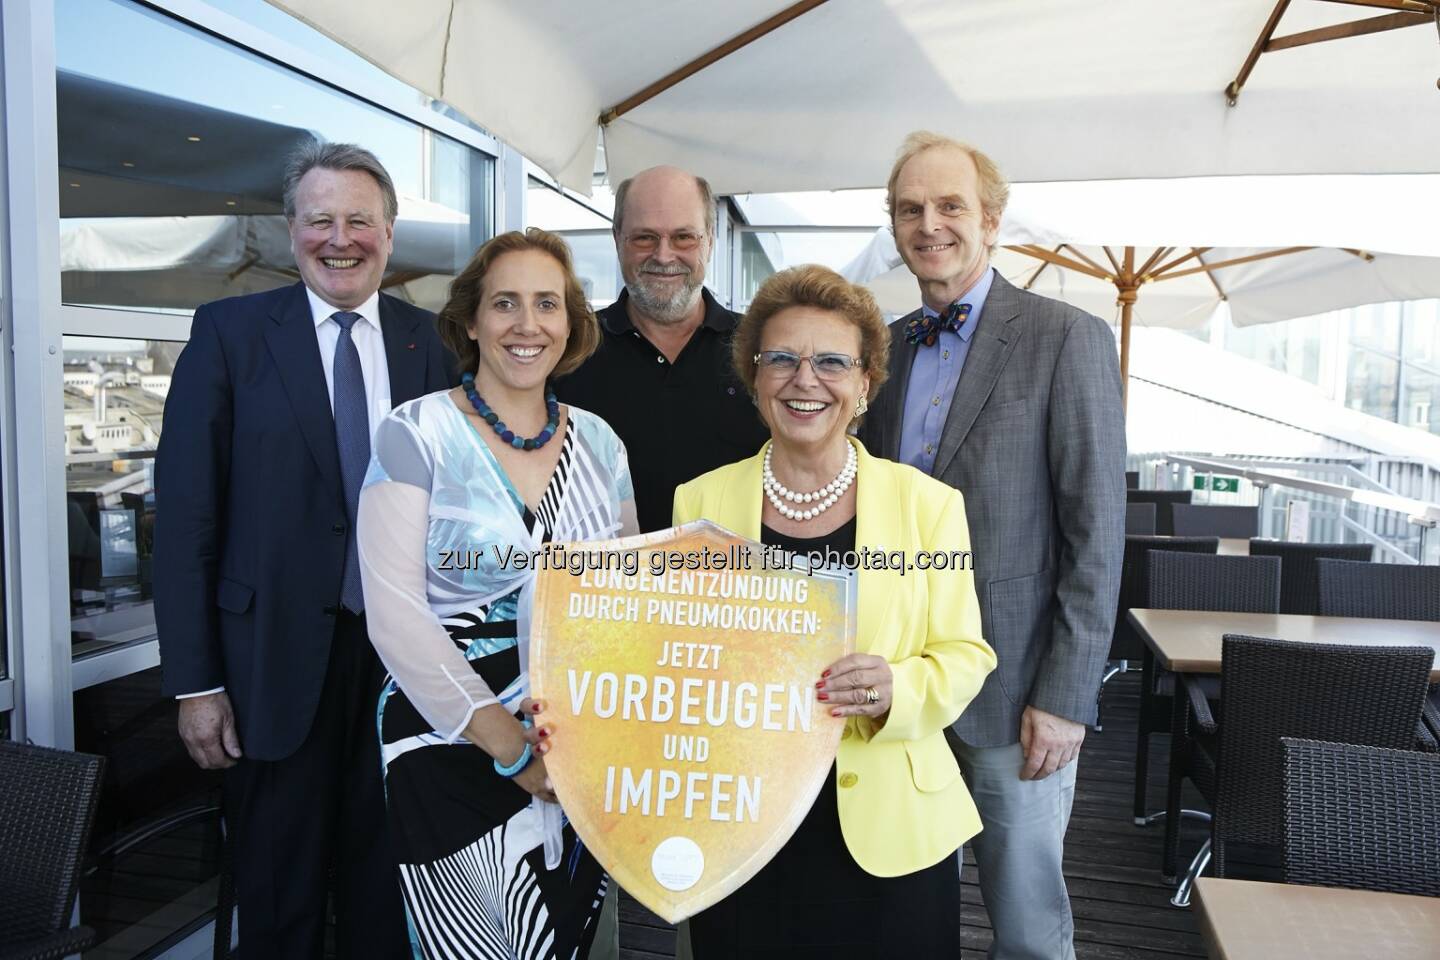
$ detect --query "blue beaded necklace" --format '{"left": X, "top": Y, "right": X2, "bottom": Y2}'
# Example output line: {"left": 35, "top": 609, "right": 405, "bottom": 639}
{"left": 461, "top": 372, "right": 560, "bottom": 451}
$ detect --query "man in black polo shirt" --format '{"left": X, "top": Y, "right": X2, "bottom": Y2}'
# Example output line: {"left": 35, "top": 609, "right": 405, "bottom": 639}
{"left": 555, "top": 165, "right": 768, "bottom": 532}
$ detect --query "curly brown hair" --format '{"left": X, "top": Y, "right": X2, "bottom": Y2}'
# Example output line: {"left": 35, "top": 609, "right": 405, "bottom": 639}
{"left": 437, "top": 228, "right": 600, "bottom": 379}
{"left": 732, "top": 265, "right": 890, "bottom": 407}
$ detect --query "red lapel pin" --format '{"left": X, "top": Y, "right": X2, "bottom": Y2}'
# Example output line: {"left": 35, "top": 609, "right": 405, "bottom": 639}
{"left": 407, "top": 343, "right": 416, "bottom": 350}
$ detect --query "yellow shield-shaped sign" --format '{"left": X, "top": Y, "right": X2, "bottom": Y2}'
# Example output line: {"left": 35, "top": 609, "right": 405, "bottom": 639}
{"left": 529, "top": 520, "right": 856, "bottom": 923}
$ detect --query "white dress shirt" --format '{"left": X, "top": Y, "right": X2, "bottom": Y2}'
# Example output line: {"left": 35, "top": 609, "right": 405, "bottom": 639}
{"left": 178, "top": 286, "right": 393, "bottom": 700}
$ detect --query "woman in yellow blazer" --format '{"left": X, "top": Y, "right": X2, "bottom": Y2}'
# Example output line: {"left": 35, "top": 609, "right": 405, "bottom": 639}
{"left": 673, "top": 264, "right": 996, "bottom": 957}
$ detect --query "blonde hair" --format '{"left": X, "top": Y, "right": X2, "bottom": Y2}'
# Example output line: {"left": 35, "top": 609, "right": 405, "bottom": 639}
{"left": 885, "top": 131, "right": 1010, "bottom": 231}
{"left": 732, "top": 265, "right": 890, "bottom": 413}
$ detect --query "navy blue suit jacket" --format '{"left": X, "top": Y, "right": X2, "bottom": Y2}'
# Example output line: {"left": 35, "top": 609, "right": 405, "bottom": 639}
{"left": 154, "top": 282, "right": 454, "bottom": 761}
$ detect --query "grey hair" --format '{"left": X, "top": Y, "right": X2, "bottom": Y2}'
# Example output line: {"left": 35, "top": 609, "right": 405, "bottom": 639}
{"left": 611, "top": 171, "right": 716, "bottom": 241}
{"left": 282, "top": 140, "right": 399, "bottom": 223}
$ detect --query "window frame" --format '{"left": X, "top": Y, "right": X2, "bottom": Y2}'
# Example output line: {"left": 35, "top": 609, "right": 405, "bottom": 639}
{"left": 5, "top": 0, "right": 508, "bottom": 749}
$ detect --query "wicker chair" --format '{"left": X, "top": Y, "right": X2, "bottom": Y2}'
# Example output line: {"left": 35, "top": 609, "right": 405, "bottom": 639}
{"left": 1126, "top": 489, "right": 1193, "bottom": 536}
{"left": 1281, "top": 738, "right": 1440, "bottom": 897}
{"left": 1247, "top": 540, "right": 1375, "bottom": 615}
{"left": 1316, "top": 558, "right": 1440, "bottom": 622}
{"left": 1166, "top": 636, "right": 1434, "bottom": 904}
{"left": 1106, "top": 536, "right": 1218, "bottom": 809}
{"left": 1143, "top": 552, "right": 1280, "bottom": 833}
{"left": 1170, "top": 504, "right": 1260, "bottom": 539}
{"left": 1124, "top": 503, "right": 1157, "bottom": 535}
{"left": 0, "top": 741, "right": 105, "bottom": 960}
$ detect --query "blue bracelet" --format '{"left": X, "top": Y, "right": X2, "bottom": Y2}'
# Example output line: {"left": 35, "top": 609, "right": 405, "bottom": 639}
{"left": 494, "top": 719, "right": 534, "bottom": 778}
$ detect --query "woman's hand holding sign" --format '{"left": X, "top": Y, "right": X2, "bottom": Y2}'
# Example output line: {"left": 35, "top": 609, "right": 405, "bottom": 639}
{"left": 511, "top": 697, "right": 557, "bottom": 802}
{"left": 817, "top": 653, "right": 893, "bottom": 720}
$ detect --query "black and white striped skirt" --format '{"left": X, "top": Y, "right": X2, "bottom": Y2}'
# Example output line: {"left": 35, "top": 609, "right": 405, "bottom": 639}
{"left": 378, "top": 607, "right": 606, "bottom": 959}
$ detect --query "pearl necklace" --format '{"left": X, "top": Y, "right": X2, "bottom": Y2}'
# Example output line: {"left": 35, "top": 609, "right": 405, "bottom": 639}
{"left": 763, "top": 444, "right": 857, "bottom": 521}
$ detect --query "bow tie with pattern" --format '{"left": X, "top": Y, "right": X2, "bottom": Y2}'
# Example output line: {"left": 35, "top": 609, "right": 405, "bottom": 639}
{"left": 904, "top": 301, "right": 972, "bottom": 347}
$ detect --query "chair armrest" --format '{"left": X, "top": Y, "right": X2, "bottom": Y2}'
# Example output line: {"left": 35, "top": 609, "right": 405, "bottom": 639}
{"left": 1179, "top": 674, "right": 1217, "bottom": 735}
{"left": 1423, "top": 694, "right": 1440, "bottom": 740}
{"left": 1417, "top": 694, "right": 1439, "bottom": 752}
{"left": 0, "top": 926, "right": 98, "bottom": 960}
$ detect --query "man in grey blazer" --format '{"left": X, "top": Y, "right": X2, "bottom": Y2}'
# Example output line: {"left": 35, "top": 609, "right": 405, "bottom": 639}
{"left": 860, "top": 131, "right": 1125, "bottom": 959}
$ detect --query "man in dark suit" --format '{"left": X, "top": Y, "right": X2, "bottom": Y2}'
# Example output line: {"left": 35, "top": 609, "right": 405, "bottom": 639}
{"left": 154, "top": 142, "right": 452, "bottom": 958}
{"left": 861, "top": 132, "right": 1125, "bottom": 959}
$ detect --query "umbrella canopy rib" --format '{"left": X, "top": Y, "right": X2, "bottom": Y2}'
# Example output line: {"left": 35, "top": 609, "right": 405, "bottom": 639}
{"left": 1006, "top": 244, "right": 1111, "bottom": 280}
{"left": 1266, "top": 10, "right": 1432, "bottom": 51}
{"left": 1317, "top": 1, "right": 1436, "bottom": 12}
{"left": 1021, "top": 249, "right": 1060, "bottom": 290}
{"left": 1230, "top": 0, "right": 1438, "bottom": 101}
{"left": 1059, "top": 245, "right": 1113, "bottom": 277}
{"left": 1192, "top": 250, "right": 1229, "bottom": 301}
{"left": 1136, "top": 246, "right": 1174, "bottom": 278}
{"left": 1228, "top": 0, "right": 1294, "bottom": 102}
{"left": 1159, "top": 246, "right": 1315, "bottom": 280}
{"left": 1151, "top": 248, "right": 1213, "bottom": 278}
{"left": 599, "top": 0, "right": 830, "bottom": 125}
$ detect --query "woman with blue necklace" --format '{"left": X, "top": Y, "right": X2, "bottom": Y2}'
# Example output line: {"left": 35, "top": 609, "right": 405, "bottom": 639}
{"left": 356, "top": 228, "right": 637, "bottom": 959}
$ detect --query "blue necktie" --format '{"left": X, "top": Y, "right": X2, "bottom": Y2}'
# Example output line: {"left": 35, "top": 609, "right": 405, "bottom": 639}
{"left": 331, "top": 312, "right": 369, "bottom": 613}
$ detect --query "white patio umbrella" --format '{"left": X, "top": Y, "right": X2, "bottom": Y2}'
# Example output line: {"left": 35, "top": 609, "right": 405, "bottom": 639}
{"left": 839, "top": 173, "right": 1440, "bottom": 406}
{"left": 858, "top": 236, "right": 1440, "bottom": 405}
{"left": 271, "top": 0, "right": 1440, "bottom": 193}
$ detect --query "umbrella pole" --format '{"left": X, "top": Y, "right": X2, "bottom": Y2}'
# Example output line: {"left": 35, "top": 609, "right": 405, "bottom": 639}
{"left": 1118, "top": 287, "right": 1136, "bottom": 413}
{"left": 1118, "top": 246, "right": 1137, "bottom": 415}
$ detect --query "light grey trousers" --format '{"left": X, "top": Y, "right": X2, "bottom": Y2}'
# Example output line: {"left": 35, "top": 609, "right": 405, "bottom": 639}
{"left": 948, "top": 732, "right": 1078, "bottom": 960}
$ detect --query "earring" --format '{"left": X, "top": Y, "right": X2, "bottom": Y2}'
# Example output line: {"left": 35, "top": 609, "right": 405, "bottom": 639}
{"left": 855, "top": 395, "right": 869, "bottom": 417}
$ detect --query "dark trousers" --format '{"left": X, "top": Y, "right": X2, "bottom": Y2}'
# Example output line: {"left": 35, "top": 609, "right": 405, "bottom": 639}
{"left": 223, "top": 611, "right": 409, "bottom": 959}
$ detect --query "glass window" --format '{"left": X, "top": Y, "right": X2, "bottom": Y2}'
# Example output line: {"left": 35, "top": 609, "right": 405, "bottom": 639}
{"left": 64, "top": 336, "right": 175, "bottom": 658}
{"left": 1404, "top": 366, "right": 1439, "bottom": 435}
{"left": 1226, "top": 317, "right": 1289, "bottom": 371}
{"left": 1345, "top": 347, "right": 1401, "bottom": 421}
{"left": 75, "top": 667, "right": 223, "bottom": 956}
{"left": 1, "top": 449, "right": 6, "bottom": 682}
{"left": 1350, "top": 302, "right": 1402, "bottom": 356}
{"left": 525, "top": 179, "right": 620, "bottom": 308}
{"left": 1224, "top": 314, "right": 1325, "bottom": 386}
{"left": 1406, "top": 300, "right": 1439, "bottom": 371}
{"left": 57, "top": 0, "right": 493, "bottom": 317}
{"left": 737, "top": 230, "right": 874, "bottom": 308}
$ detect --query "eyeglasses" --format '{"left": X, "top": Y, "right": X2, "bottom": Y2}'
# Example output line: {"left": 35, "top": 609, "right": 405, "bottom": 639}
{"left": 753, "top": 351, "right": 861, "bottom": 380}
{"left": 622, "top": 230, "right": 704, "bottom": 253}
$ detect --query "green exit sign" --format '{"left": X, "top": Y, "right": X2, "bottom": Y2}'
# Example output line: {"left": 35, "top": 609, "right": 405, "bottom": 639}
{"left": 1194, "top": 474, "right": 1240, "bottom": 493}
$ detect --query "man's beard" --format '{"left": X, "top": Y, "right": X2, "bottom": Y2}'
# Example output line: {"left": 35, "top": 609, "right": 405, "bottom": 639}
{"left": 625, "top": 260, "right": 704, "bottom": 324}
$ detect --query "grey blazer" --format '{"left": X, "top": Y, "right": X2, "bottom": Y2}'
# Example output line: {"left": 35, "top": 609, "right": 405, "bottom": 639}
{"left": 860, "top": 272, "right": 1126, "bottom": 747}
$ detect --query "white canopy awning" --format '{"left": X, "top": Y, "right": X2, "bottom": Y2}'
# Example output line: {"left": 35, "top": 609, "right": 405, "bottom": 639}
{"left": 272, "top": 0, "right": 1440, "bottom": 193}
{"left": 856, "top": 238, "right": 1440, "bottom": 329}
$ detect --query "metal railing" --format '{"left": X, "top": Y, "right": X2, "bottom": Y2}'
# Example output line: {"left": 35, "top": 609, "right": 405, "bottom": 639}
{"left": 1130, "top": 453, "right": 1440, "bottom": 565}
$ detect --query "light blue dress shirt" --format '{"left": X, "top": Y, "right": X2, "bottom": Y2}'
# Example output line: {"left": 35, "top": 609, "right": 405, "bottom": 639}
{"left": 898, "top": 267, "right": 995, "bottom": 474}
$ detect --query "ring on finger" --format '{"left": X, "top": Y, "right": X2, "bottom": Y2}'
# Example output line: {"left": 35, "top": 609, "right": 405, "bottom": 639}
{"left": 864, "top": 686, "right": 880, "bottom": 704}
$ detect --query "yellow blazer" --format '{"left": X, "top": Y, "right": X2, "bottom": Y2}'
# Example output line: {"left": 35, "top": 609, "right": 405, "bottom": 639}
{"left": 673, "top": 437, "right": 996, "bottom": 877}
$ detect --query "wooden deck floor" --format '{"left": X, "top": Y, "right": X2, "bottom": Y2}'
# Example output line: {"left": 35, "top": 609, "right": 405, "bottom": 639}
{"left": 618, "top": 670, "right": 1213, "bottom": 959}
